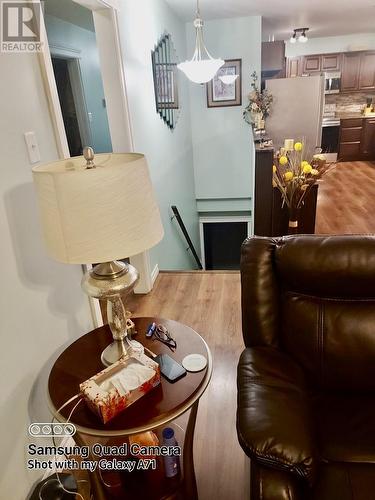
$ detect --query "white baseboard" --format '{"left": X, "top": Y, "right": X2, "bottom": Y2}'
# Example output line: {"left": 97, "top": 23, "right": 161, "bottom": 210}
{"left": 151, "top": 264, "right": 159, "bottom": 286}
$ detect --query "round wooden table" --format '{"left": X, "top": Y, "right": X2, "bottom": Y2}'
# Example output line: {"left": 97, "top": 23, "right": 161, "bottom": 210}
{"left": 48, "top": 317, "right": 212, "bottom": 500}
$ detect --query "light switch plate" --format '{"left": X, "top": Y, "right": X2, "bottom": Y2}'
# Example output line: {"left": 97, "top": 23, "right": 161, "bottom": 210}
{"left": 24, "top": 131, "right": 40, "bottom": 164}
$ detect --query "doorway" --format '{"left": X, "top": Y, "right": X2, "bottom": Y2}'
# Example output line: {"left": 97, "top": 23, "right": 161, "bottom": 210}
{"left": 52, "top": 57, "right": 83, "bottom": 156}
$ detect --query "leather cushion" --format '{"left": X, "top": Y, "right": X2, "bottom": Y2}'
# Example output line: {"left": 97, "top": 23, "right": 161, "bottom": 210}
{"left": 313, "top": 394, "right": 375, "bottom": 463}
{"left": 312, "top": 462, "right": 375, "bottom": 500}
{"left": 275, "top": 235, "right": 375, "bottom": 298}
{"left": 281, "top": 293, "right": 375, "bottom": 391}
{"left": 237, "top": 347, "right": 317, "bottom": 484}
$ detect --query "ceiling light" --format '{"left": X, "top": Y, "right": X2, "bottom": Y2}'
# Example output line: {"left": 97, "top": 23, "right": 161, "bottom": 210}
{"left": 177, "top": 0, "right": 224, "bottom": 84}
{"left": 219, "top": 74, "right": 238, "bottom": 85}
{"left": 290, "top": 28, "right": 309, "bottom": 44}
{"left": 299, "top": 29, "right": 308, "bottom": 43}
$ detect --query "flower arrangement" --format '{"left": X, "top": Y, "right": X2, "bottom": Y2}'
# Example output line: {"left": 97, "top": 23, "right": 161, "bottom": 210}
{"left": 243, "top": 72, "right": 273, "bottom": 128}
{"left": 272, "top": 141, "right": 334, "bottom": 233}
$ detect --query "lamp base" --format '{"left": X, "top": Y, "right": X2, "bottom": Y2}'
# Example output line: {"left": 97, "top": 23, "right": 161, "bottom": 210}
{"left": 101, "top": 339, "right": 130, "bottom": 367}
{"left": 81, "top": 261, "right": 140, "bottom": 366}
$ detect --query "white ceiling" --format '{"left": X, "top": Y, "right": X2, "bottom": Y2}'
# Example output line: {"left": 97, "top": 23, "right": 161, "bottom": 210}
{"left": 165, "top": 0, "right": 375, "bottom": 40}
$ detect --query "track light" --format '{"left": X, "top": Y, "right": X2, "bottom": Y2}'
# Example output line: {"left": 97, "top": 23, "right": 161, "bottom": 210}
{"left": 290, "top": 28, "right": 309, "bottom": 44}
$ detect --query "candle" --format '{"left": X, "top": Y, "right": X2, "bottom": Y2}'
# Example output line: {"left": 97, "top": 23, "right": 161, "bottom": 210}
{"left": 284, "top": 139, "right": 294, "bottom": 151}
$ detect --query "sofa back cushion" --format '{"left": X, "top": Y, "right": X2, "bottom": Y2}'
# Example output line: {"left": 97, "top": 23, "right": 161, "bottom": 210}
{"left": 241, "top": 235, "right": 375, "bottom": 391}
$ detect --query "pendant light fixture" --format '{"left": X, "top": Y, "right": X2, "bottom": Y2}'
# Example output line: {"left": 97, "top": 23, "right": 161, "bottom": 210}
{"left": 177, "top": 0, "right": 224, "bottom": 84}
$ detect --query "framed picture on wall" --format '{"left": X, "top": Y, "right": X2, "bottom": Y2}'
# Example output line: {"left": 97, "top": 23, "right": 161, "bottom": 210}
{"left": 206, "top": 59, "right": 242, "bottom": 108}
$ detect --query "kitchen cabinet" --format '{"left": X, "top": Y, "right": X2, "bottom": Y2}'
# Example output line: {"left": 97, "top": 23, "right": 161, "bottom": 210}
{"left": 361, "top": 119, "right": 375, "bottom": 158}
{"left": 322, "top": 53, "right": 341, "bottom": 71}
{"left": 339, "top": 118, "right": 375, "bottom": 161}
{"left": 359, "top": 51, "right": 375, "bottom": 90}
{"left": 303, "top": 55, "right": 321, "bottom": 73}
{"left": 286, "top": 57, "right": 301, "bottom": 77}
{"left": 341, "top": 53, "right": 361, "bottom": 91}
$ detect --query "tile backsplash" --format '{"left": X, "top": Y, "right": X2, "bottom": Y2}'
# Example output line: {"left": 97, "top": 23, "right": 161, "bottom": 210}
{"left": 325, "top": 91, "right": 375, "bottom": 113}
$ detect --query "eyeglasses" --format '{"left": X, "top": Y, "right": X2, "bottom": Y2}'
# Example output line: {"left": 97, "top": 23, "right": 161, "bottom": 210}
{"left": 153, "top": 324, "right": 177, "bottom": 352}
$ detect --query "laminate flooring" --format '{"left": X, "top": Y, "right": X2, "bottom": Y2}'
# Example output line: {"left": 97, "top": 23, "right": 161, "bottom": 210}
{"left": 315, "top": 161, "right": 375, "bottom": 234}
{"left": 127, "top": 272, "right": 250, "bottom": 500}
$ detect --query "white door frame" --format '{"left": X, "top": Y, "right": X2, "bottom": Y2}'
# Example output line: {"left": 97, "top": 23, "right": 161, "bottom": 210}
{"left": 199, "top": 215, "right": 252, "bottom": 270}
{"left": 37, "top": 0, "right": 155, "bottom": 327}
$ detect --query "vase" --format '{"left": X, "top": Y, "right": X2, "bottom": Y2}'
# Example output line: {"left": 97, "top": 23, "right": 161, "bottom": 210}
{"left": 287, "top": 207, "right": 300, "bottom": 235}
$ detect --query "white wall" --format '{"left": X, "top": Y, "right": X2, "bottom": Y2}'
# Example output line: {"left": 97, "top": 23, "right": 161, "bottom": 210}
{"left": 187, "top": 16, "right": 261, "bottom": 212}
{"left": 117, "top": 0, "right": 201, "bottom": 270}
{"left": 0, "top": 51, "right": 93, "bottom": 498}
{"left": 286, "top": 32, "right": 375, "bottom": 57}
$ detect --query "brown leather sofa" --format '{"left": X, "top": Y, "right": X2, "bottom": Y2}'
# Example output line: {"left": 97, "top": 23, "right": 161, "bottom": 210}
{"left": 237, "top": 235, "right": 375, "bottom": 500}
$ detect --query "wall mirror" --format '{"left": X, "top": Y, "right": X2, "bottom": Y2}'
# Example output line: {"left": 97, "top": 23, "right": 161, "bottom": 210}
{"left": 151, "top": 33, "right": 180, "bottom": 130}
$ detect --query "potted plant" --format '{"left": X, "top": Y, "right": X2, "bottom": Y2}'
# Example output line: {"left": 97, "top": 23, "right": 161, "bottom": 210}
{"left": 272, "top": 141, "right": 334, "bottom": 234}
{"left": 243, "top": 72, "right": 273, "bottom": 132}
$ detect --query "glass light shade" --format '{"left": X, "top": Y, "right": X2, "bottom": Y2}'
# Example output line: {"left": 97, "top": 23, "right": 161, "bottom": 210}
{"left": 299, "top": 33, "right": 308, "bottom": 43}
{"left": 219, "top": 74, "right": 239, "bottom": 85}
{"left": 290, "top": 35, "right": 297, "bottom": 44}
{"left": 178, "top": 58, "right": 224, "bottom": 84}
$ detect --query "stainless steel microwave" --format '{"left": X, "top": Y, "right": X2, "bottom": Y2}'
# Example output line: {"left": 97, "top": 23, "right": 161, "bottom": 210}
{"left": 324, "top": 72, "right": 341, "bottom": 94}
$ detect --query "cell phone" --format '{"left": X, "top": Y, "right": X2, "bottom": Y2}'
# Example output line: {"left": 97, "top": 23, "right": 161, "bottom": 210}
{"left": 155, "top": 354, "right": 186, "bottom": 383}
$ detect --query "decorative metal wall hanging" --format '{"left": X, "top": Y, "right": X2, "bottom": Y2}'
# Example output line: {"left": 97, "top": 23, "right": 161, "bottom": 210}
{"left": 151, "top": 33, "right": 180, "bottom": 129}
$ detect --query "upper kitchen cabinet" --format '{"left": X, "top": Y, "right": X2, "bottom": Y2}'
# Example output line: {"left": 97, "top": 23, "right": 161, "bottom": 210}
{"left": 341, "top": 51, "right": 375, "bottom": 92}
{"left": 322, "top": 53, "right": 342, "bottom": 71}
{"left": 303, "top": 55, "right": 321, "bottom": 73}
{"left": 341, "top": 52, "right": 362, "bottom": 91}
{"left": 300, "top": 53, "right": 341, "bottom": 75}
{"left": 286, "top": 56, "right": 301, "bottom": 78}
{"left": 359, "top": 51, "right": 375, "bottom": 91}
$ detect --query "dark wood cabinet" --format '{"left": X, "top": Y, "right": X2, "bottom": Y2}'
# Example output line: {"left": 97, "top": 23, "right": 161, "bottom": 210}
{"left": 341, "top": 53, "right": 361, "bottom": 92}
{"left": 286, "top": 57, "right": 301, "bottom": 77}
{"left": 339, "top": 118, "right": 375, "bottom": 161}
{"left": 286, "top": 50, "right": 375, "bottom": 92}
{"left": 339, "top": 118, "right": 363, "bottom": 160}
{"left": 303, "top": 55, "right": 321, "bottom": 73}
{"left": 322, "top": 53, "right": 341, "bottom": 71}
{"left": 361, "top": 119, "right": 375, "bottom": 158}
{"left": 359, "top": 51, "right": 375, "bottom": 90}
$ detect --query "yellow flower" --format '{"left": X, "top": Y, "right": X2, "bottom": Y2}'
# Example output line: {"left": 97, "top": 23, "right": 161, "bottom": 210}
{"left": 279, "top": 155, "right": 288, "bottom": 166}
{"left": 284, "top": 171, "right": 294, "bottom": 181}
{"left": 303, "top": 163, "right": 312, "bottom": 174}
{"left": 273, "top": 164, "right": 277, "bottom": 173}
{"left": 311, "top": 168, "right": 319, "bottom": 176}
{"left": 294, "top": 142, "right": 303, "bottom": 152}
{"left": 301, "top": 160, "right": 309, "bottom": 167}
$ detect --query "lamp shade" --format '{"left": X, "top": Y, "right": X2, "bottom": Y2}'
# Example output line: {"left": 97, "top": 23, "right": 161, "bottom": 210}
{"left": 32, "top": 153, "right": 164, "bottom": 264}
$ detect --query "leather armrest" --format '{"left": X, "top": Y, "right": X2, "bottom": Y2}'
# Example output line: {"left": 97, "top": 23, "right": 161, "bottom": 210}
{"left": 237, "top": 347, "right": 317, "bottom": 485}
{"left": 251, "top": 460, "right": 305, "bottom": 500}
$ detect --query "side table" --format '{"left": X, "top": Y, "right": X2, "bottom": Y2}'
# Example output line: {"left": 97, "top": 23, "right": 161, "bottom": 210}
{"left": 48, "top": 317, "right": 212, "bottom": 500}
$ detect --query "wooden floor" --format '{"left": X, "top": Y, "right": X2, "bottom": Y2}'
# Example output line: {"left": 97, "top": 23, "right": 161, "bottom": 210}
{"left": 127, "top": 272, "right": 250, "bottom": 500}
{"left": 315, "top": 160, "right": 375, "bottom": 234}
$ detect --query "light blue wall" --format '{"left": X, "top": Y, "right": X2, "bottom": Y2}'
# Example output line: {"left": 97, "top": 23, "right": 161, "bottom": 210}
{"left": 117, "top": 0, "right": 200, "bottom": 271}
{"left": 45, "top": 14, "right": 112, "bottom": 154}
{"left": 187, "top": 16, "right": 261, "bottom": 213}
{"left": 286, "top": 32, "right": 375, "bottom": 57}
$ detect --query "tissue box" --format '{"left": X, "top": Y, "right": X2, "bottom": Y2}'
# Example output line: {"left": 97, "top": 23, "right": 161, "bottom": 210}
{"left": 80, "top": 351, "right": 161, "bottom": 423}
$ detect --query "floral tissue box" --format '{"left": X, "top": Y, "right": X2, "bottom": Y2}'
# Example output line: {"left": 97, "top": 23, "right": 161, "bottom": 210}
{"left": 80, "top": 351, "right": 161, "bottom": 423}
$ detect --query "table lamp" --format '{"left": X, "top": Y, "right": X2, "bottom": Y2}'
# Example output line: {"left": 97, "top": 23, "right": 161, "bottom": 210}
{"left": 32, "top": 149, "right": 164, "bottom": 366}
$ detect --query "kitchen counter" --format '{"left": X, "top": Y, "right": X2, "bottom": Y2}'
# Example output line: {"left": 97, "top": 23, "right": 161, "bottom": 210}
{"left": 337, "top": 112, "right": 375, "bottom": 120}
